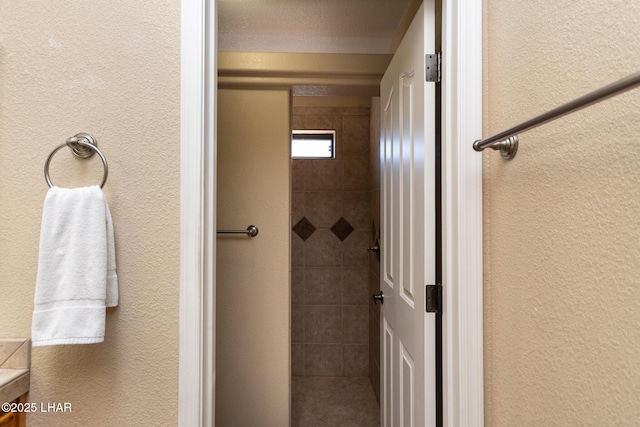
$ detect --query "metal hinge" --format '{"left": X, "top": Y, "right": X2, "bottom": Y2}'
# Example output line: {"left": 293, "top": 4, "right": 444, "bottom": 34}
{"left": 426, "top": 284, "right": 442, "bottom": 313}
{"left": 425, "top": 53, "right": 441, "bottom": 83}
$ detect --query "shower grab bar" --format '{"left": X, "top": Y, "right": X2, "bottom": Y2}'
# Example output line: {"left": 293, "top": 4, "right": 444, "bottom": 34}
{"left": 473, "top": 70, "right": 640, "bottom": 160}
{"left": 216, "top": 225, "right": 259, "bottom": 238}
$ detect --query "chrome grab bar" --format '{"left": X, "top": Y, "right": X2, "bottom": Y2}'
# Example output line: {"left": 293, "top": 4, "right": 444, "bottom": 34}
{"left": 216, "top": 225, "right": 259, "bottom": 238}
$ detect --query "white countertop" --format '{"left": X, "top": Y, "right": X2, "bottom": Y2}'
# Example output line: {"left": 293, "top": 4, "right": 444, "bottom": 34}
{"left": 0, "top": 338, "right": 31, "bottom": 405}
{"left": 0, "top": 369, "right": 28, "bottom": 387}
{"left": 0, "top": 368, "right": 29, "bottom": 404}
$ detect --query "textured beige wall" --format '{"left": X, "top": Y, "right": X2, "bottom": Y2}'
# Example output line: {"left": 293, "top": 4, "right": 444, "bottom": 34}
{"left": 216, "top": 89, "right": 291, "bottom": 426}
{"left": 484, "top": 1, "right": 640, "bottom": 425}
{"left": 0, "top": 1, "right": 180, "bottom": 425}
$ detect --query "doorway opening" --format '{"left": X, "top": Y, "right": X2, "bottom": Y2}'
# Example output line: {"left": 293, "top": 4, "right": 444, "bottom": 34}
{"left": 182, "top": 1, "right": 484, "bottom": 425}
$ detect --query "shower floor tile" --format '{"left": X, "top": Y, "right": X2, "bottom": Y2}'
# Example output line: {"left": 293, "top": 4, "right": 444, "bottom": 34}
{"left": 292, "top": 376, "right": 380, "bottom": 426}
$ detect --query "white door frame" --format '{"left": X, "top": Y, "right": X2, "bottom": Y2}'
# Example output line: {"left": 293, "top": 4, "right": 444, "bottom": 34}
{"left": 441, "top": 1, "right": 484, "bottom": 424}
{"left": 178, "top": 0, "right": 483, "bottom": 425}
{"left": 179, "top": 1, "right": 216, "bottom": 426}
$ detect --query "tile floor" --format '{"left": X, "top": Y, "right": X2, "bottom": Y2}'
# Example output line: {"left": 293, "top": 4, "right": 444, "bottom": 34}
{"left": 292, "top": 376, "right": 380, "bottom": 426}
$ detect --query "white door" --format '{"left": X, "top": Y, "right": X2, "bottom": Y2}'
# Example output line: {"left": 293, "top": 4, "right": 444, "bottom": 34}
{"left": 380, "top": 2, "right": 436, "bottom": 427}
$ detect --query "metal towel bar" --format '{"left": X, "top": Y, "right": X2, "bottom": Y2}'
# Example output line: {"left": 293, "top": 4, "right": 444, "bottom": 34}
{"left": 473, "top": 70, "right": 640, "bottom": 159}
{"left": 216, "top": 225, "right": 259, "bottom": 238}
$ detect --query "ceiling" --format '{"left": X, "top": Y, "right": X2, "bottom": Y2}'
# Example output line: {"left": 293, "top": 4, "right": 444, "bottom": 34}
{"left": 218, "top": 0, "right": 415, "bottom": 54}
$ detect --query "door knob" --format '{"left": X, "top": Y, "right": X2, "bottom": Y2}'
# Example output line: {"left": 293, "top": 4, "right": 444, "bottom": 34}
{"left": 372, "top": 291, "right": 384, "bottom": 305}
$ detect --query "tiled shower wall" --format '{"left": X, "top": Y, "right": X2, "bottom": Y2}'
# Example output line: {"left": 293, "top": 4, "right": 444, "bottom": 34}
{"left": 291, "top": 106, "right": 372, "bottom": 377}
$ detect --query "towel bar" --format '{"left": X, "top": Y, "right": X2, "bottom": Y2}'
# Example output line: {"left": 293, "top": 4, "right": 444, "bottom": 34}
{"left": 473, "top": 70, "right": 640, "bottom": 159}
{"left": 216, "top": 225, "right": 259, "bottom": 238}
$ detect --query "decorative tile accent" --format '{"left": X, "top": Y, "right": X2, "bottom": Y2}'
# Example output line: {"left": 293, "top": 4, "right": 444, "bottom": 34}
{"left": 331, "top": 217, "right": 354, "bottom": 241}
{"left": 293, "top": 216, "right": 316, "bottom": 241}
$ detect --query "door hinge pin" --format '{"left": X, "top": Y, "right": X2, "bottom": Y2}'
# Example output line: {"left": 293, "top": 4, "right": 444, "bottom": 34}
{"left": 426, "top": 283, "right": 442, "bottom": 313}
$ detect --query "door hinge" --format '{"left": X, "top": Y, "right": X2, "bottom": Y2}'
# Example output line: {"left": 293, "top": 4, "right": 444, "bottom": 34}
{"left": 425, "top": 52, "right": 441, "bottom": 83}
{"left": 426, "top": 283, "right": 442, "bottom": 313}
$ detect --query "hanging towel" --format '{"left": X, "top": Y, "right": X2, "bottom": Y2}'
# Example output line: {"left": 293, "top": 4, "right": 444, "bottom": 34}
{"left": 32, "top": 185, "right": 118, "bottom": 346}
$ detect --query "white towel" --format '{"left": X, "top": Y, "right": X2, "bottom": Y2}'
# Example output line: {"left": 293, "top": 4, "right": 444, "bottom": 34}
{"left": 32, "top": 185, "right": 118, "bottom": 346}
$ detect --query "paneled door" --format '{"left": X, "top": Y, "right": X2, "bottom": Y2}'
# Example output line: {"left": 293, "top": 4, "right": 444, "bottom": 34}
{"left": 379, "top": 2, "right": 437, "bottom": 426}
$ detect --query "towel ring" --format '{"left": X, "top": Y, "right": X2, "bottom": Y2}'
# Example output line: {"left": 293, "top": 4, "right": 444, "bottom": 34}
{"left": 44, "top": 133, "right": 109, "bottom": 188}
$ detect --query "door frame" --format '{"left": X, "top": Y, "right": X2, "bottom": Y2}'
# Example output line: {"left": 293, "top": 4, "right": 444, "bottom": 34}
{"left": 178, "top": 0, "right": 483, "bottom": 425}
{"left": 441, "top": 1, "right": 484, "bottom": 424}
{"left": 179, "top": 1, "right": 216, "bottom": 426}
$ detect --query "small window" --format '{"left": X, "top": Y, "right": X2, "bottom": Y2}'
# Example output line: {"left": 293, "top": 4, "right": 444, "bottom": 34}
{"left": 291, "top": 130, "right": 336, "bottom": 159}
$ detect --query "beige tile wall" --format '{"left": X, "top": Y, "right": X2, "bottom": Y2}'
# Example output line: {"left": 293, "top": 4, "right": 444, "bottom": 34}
{"left": 291, "top": 106, "right": 372, "bottom": 377}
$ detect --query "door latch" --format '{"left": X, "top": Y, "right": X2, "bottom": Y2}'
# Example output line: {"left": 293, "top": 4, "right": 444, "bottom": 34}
{"left": 426, "top": 284, "right": 442, "bottom": 313}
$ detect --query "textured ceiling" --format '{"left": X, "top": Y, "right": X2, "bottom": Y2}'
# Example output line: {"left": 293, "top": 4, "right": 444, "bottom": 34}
{"left": 218, "top": 0, "right": 413, "bottom": 54}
